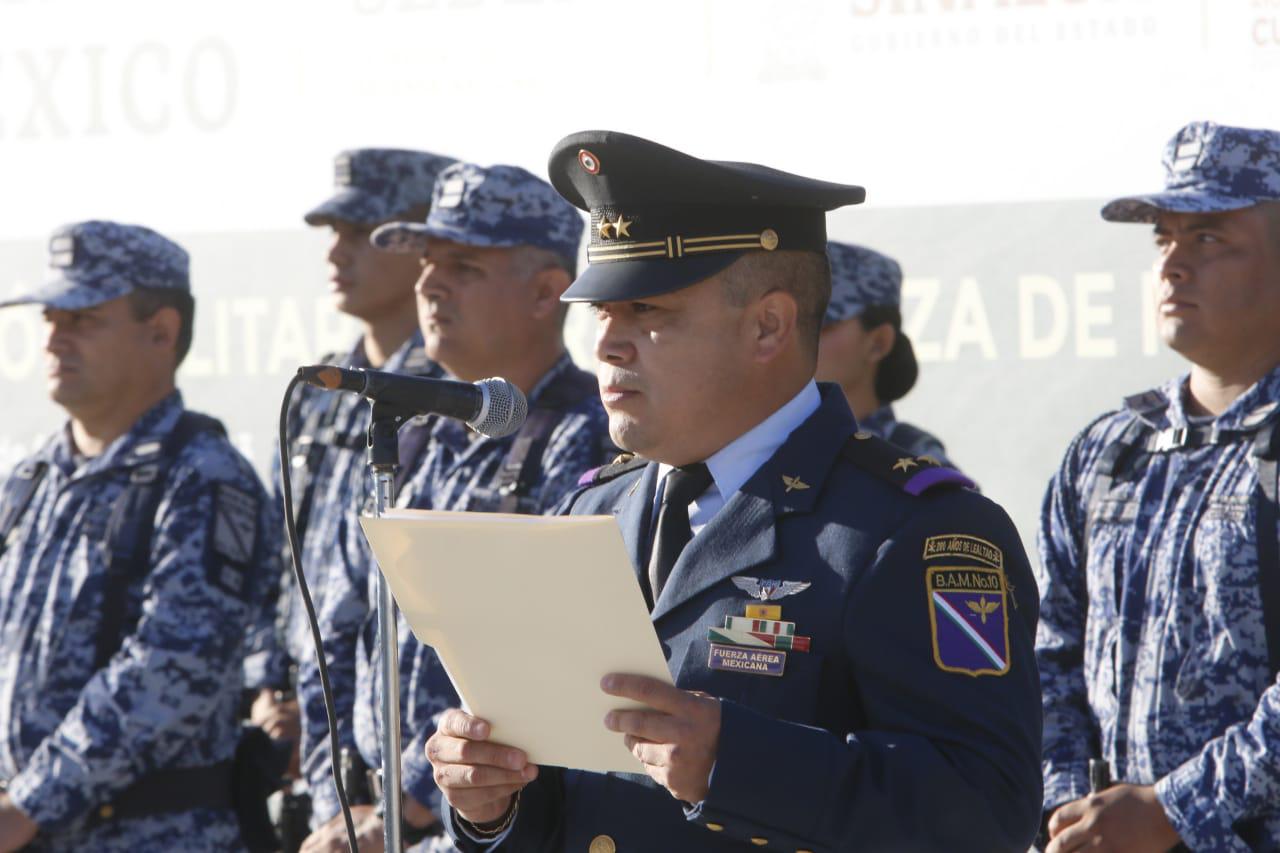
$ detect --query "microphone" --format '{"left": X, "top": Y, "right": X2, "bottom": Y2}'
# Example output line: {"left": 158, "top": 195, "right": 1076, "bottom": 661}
{"left": 297, "top": 365, "right": 528, "bottom": 438}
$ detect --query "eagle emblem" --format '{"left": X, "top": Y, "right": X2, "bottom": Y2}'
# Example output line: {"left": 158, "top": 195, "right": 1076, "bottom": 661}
{"left": 966, "top": 596, "right": 1000, "bottom": 624}
{"left": 780, "top": 475, "right": 810, "bottom": 493}
{"left": 731, "top": 576, "right": 812, "bottom": 601}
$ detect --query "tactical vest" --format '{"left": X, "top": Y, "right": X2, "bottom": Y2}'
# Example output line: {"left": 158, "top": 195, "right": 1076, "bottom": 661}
{"left": 492, "top": 366, "right": 604, "bottom": 514}
{"left": 1087, "top": 414, "right": 1280, "bottom": 679}
{"left": 0, "top": 411, "right": 265, "bottom": 830}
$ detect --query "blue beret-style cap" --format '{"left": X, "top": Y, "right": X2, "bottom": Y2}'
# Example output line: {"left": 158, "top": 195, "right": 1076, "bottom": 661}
{"left": 545, "top": 130, "right": 866, "bottom": 303}
{"left": 1102, "top": 121, "right": 1280, "bottom": 223}
{"left": 371, "top": 162, "right": 584, "bottom": 264}
{"left": 0, "top": 220, "right": 189, "bottom": 311}
{"left": 304, "top": 148, "right": 457, "bottom": 227}
{"left": 823, "top": 241, "right": 903, "bottom": 325}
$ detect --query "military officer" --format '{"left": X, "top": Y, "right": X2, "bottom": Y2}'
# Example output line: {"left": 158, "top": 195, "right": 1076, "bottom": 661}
{"left": 266, "top": 147, "right": 456, "bottom": 831}
{"left": 1037, "top": 121, "right": 1280, "bottom": 852}
{"left": 0, "top": 221, "right": 279, "bottom": 852}
{"left": 815, "top": 240, "right": 955, "bottom": 466}
{"left": 422, "top": 131, "right": 1043, "bottom": 852}
{"left": 298, "top": 162, "right": 613, "bottom": 852}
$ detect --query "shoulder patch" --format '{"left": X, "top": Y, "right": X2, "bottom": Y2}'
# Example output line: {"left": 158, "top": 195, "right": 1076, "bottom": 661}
{"left": 924, "top": 533, "right": 1010, "bottom": 677}
{"left": 212, "top": 483, "right": 258, "bottom": 566}
{"left": 579, "top": 453, "right": 647, "bottom": 487}
{"left": 842, "top": 432, "right": 973, "bottom": 495}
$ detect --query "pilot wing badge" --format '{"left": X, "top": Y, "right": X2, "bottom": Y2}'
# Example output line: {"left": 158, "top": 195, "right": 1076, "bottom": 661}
{"left": 731, "top": 576, "right": 811, "bottom": 601}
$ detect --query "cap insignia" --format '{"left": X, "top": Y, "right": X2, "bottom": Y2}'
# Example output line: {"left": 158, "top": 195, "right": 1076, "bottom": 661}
{"left": 578, "top": 149, "right": 601, "bottom": 175}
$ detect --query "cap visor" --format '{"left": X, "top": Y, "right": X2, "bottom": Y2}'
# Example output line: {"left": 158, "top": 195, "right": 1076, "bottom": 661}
{"left": 1101, "top": 187, "right": 1258, "bottom": 222}
{"left": 304, "top": 188, "right": 395, "bottom": 227}
{"left": 370, "top": 221, "right": 430, "bottom": 254}
{"left": 0, "top": 277, "right": 117, "bottom": 311}
{"left": 561, "top": 252, "right": 743, "bottom": 303}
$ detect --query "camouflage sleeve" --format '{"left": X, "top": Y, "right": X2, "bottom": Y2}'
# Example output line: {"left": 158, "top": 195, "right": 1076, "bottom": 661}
{"left": 6, "top": 463, "right": 262, "bottom": 827}
{"left": 534, "top": 409, "right": 615, "bottom": 516}
{"left": 298, "top": 509, "right": 370, "bottom": 827}
{"left": 1034, "top": 430, "right": 1096, "bottom": 813}
{"left": 1154, "top": 669, "right": 1280, "bottom": 848}
{"left": 243, "top": 486, "right": 287, "bottom": 690}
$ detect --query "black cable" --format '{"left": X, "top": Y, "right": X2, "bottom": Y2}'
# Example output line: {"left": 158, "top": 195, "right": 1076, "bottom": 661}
{"left": 278, "top": 373, "right": 360, "bottom": 852}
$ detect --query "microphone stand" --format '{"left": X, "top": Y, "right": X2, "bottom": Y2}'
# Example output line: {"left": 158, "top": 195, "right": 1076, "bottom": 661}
{"left": 367, "top": 400, "right": 412, "bottom": 853}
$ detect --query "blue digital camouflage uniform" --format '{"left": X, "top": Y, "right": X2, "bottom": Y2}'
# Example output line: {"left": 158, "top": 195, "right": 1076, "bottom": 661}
{"left": 0, "top": 221, "right": 279, "bottom": 851}
{"left": 307, "top": 162, "right": 594, "bottom": 839}
{"left": 823, "top": 240, "right": 954, "bottom": 467}
{"left": 282, "top": 332, "right": 437, "bottom": 826}
{"left": 283, "top": 147, "right": 454, "bottom": 826}
{"left": 0, "top": 393, "right": 278, "bottom": 852}
{"left": 1038, "top": 121, "right": 1280, "bottom": 851}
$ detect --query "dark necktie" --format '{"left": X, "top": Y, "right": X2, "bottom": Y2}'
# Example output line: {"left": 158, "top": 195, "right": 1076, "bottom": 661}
{"left": 647, "top": 463, "right": 714, "bottom": 605}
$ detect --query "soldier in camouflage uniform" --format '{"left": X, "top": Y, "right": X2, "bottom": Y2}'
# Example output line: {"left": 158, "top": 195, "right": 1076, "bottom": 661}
{"left": 298, "top": 163, "right": 612, "bottom": 852}
{"left": 815, "top": 240, "right": 955, "bottom": 467}
{"left": 264, "top": 148, "right": 457, "bottom": 835}
{"left": 1038, "top": 122, "right": 1280, "bottom": 852}
{"left": 0, "top": 221, "right": 279, "bottom": 852}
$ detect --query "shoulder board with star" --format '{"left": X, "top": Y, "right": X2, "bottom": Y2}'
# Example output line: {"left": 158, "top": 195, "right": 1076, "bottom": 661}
{"left": 841, "top": 431, "right": 974, "bottom": 496}
{"left": 577, "top": 452, "right": 648, "bottom": 488}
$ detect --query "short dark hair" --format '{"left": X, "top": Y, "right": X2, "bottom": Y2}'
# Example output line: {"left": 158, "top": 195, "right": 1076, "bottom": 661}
{"left": 128, "top": 287, "right": 195, "bottom": 367}
{"left": 720, "top": 250, "right": 831, "bottom": 356}
{"left": 859, "top": 304, "right": 919, "bottom": 404}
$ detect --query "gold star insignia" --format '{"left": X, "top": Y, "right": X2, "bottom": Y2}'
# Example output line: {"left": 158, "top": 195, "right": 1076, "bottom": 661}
{"left": 917, "top": 455, "right": 941, "bottom": 467}
{"left": 781, "top": 475, "right": 810, "bottom": 493}
{"left": 613, "top": 214, "right": 632, "bottom": 239}
{"left": 893, "top": 457, "right": 918, "bottom": 472}
{"left": 597, "top": 219, "right": 614, "bottom": 240}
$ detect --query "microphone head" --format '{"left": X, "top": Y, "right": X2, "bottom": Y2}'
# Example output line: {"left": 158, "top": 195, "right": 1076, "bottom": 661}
{"left": 470, "top": 378, "right": 528, "bottom": 438}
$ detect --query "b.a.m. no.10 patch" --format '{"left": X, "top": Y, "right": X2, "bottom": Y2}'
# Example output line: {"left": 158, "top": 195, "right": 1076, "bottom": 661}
{"left": 926, "top": 565, "right": 1010, "bottom": 677}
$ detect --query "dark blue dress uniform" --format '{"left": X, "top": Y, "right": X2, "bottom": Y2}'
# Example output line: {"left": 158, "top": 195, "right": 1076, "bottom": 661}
{"left": 440, "top": 131, "right": 1043, "bottom": 851}
{"left": 444, "top": 386, "right": 1042, "bottom": 852}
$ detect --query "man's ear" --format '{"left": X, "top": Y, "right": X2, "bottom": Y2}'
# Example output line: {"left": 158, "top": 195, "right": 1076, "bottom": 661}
{"left": 529, "top": 266, "right": 572, "bottom": 321}
{"left": 146, "top": 306, "right": 181, "bottom": 360}
{"left": 751, "top": 289, "right": 799, "bottom": 364}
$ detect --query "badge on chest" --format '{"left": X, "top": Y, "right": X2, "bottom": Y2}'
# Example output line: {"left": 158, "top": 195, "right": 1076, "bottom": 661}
{"left": 707, "top": 576, "right": 813, "bottom": 677}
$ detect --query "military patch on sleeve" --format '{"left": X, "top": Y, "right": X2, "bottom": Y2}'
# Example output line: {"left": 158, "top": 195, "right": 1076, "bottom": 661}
{"left": 212, "top": 483, "right": 258, "bottom": 566}
{"left": 924, "top": 535, "right": 1010, "bottom": 677}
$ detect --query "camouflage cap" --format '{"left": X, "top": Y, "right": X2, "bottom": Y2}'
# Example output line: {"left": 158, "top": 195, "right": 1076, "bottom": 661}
{"left": 304, "top": 148, "right": 457, "bottom": 227}
{"left": 370, "top": 162, "right": 584, "bottom": 265}
{"left": 1102, "top": 121, "right": 1280, "bottom": 223}
{"left": 0, "top": 220, "right": 189, "bottom": 311}
{"left": 823, "top": 240, "right": 902, "bottom": 325}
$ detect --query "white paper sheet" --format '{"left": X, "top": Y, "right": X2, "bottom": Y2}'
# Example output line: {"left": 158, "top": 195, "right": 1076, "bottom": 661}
{"left": 359, "top": 509, "right": 673, "bottom": 774}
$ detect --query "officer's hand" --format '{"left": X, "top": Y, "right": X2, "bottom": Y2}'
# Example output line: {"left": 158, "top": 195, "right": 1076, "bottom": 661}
{"left": 425, "top": 708, "right": 538, "bottom": 825}
{"left": 299, "top": 803, "right": 382, "bottom": 853}
{"left": 1046, "top": 784, "right": 1182, "bottom": 853}
{"left": 0, "top": 793, "right": 38, "bottom": 853}
{"left": 601, "top": 673, "right": 720, "bottom": 803}
{"left": 250, "top": 688, "right": 301, "bottom": 743}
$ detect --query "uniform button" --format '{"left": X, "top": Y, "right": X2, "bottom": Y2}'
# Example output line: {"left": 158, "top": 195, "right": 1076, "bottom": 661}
{"left": 98, "top": 804, "right": 115, "bottom": 819}
{"left": 589, "top": 834, "right": 616, "bottom": 853}
{"left": 706, "top": 822, "right": 725, "bottom": 831}
{"left": 751, "top": 838, "right": 768, "bottom": 846}
{"left": 797, "top": 849, "right": 814, "bottom": 853}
